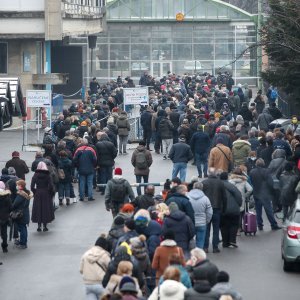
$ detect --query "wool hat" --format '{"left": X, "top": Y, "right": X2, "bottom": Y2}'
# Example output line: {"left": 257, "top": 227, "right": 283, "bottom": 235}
{"left": 1, "top": 168, "right": 8, "bottom": 175}
{"left": 130, "top": 235, "right": 146, "bottom": 248}
{"left": 119, "top": 276, "right": 135, "bottom": 290}
{"left": 121, "top": 203, "right": 135, "bottom": 213}
{"left": 95, "top": 234, "right": 109, "bottom": 251}
{"left": 114, "top": 215, "right": 125, "bottom": 226}
{"left": 162, "top": 229, "right": 175, "bottom": 241}
{"left": 12, "top": 151, "right": 20, "bottom": 158}
{"left": 44, "top": 127, "right": 52, "bottom": 133}
{"left": 134, "top": 215, "right": 148, "bottom": 227}
{"left": 216, "top": 271, "right": 230, "bottom": 283}
{"left": 7, "top": 167, "right": 16, "bottom": 175}
{"left": 115, "top": 167, "right": 122, "bottom": 175}
{"left": 125, "top": 219, "right": 136, "bottom": 231}
{"left": 0, "top": 181, "right": 5, "bottom": 190}
{"left": 119, "top": 282, "right": 138, "bottom": 294}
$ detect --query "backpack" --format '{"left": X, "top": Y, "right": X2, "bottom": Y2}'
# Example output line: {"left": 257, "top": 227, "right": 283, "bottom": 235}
{"left": 111, "top": 179, "right": 127, "bottom": 202}
{"left": 135, "top": 151, "right": 148, "bottom": 169}
{"left": 271, "top": 89, "right": 278, "bottom": 100}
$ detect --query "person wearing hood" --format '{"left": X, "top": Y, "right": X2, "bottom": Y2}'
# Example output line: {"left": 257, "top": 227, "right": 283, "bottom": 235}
{"left": 12, "top": 179, "right": 33, "bottom": 249}
{"left": 131, "top": 141, "right": 153, "bottom": 196}
{"left": 95, "top": 133, "right": 118, "bottom": 195}
{"left": 256, "top": 108, "right": 273, "bottom": 132}
{"left": 5, "top": 151, "right": 29, "bottom": 180}
{"left": 254, "top": 93, "right": 265, "bottom": 115}
{"left": 219, "top": 173, "right": 242, "bottom": 248}
{"left": 0, "top": 181, "right": 12, "bottom": 253}
{"left": 149, "top": 266, "right": 187, "bottom": 300}
{"left": 31, "top": 162, "right": 55, "bottom": 232}
{"left": 105, "top": 168, "right": 135, "bottom": 217}
{"left": 249, "top": 159, "right": 281, "bottom": 231}
{"left": 212, "top": 271, "right": 242, "bottom": 300}
{"left": 0, "top": 168, "right": 13, "bottom": 183}
{"left": 232, "top": 136, "right": 251, "bottom": 167}
{"left": 186, "top": 247, "right": 219, "bottom": 289}
{"left": 187, "top": 182, "right": 212, "bottom": 249}
{"left": 152, "top": 229, "right": 185, "bottom": 284}
{"left": 80, "top": 234, "right": 111, "bottom": 300}
{"left": 107, "top": 216, "right": 125, "bottom": 251}
{"left": 162, "top": 203, "right": 195, "bottom": 257}
{"left": 272, "top": 131, "right": 292, "bottom": 158}
{"left": 117, "top": 111, "right": 131, "bottom": 154}
{"left": 238, "top": 102, "right": 253, "bottom": 123}
{"left": 132, "top": 185, "right": 155, "bottom": 210}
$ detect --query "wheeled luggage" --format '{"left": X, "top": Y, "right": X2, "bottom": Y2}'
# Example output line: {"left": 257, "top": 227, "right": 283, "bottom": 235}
{"left": 243, "top": 201, "right": 257, "bottom": 236}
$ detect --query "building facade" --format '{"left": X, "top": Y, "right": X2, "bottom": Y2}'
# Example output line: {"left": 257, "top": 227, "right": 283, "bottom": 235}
{"left": 71, "top": 0, "right": 258, "bottom": 86}
{"left": 0, "top": 0, "right": 106, "bottom": 93}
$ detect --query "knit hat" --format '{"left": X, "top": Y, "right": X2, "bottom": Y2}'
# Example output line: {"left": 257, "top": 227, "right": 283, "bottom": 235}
{"left": 12, "top": 151, "right": 20, "bottom": 158}
{"left": 7, "top": 167, "right": 16, "bottom": 175}
{"left": 134, "top": 216, "right": 148, "bottom": 227}
{"left": 81, "top": 121, "right": 87, "bottom": 126}
{"left": 114, "top": 215, "right": 125, "bottom": 226}
{"left": 120, "top": 282, "right": 138, "bottom": 294}
{"left": 216, "top": 271, "right": 230, "bottom": 283}
{"left": 162, "top": 229, "right": 175, "bottom": 241}
{"left": 119, "top": 276, "right": 135, "bottom": 290}
{"left": 95, "top": 234, "right": 109, "bottom": 251}
{"left": 130, "top": 235, "right": 146, "bottom": 248}
{"left": 37, "top": 161, "right": 48, "bottom": 171}
{"left": 121, "top": 203, "right": 135, "bottom": 213}
{"left": 0, "top": 181, "right": 5, "bottom": 190}
{"left": 125, "top": 219, "right": 135, "bottom": 231}
{"left": 114, "top": 167, "right": 122, "bottom": 175}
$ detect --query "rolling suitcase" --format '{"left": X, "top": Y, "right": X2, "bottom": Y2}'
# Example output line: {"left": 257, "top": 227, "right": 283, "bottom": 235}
{"left": 243, "top": 201, "right": 257, "bottom": 236}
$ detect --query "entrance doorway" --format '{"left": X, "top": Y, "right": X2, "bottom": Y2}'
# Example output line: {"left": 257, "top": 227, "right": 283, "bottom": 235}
{"left": 151, "top": 61, "right": 172, "bottom": 78}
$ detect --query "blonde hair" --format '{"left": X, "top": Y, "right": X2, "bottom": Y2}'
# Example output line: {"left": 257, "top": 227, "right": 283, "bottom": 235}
{"left": 116, "top": 261, "right": 133, "bottom": 276}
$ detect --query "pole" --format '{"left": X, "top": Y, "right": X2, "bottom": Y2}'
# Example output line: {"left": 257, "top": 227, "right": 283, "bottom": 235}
{"left": 37, "top": 108, "right": 40, "bottom": 143}
{"left": 234, "top": 25, "right": 237, "bottom": 84}
{"left": 45, "top": 41, "right": 52, "bottom": 127}
{"left": 257, "top": 0, "right": 263, "bottom": 90}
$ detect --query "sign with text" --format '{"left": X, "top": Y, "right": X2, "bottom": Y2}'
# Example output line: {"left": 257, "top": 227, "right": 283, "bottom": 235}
{"left": 123, "top": 87, "right": 149, "bottom": 106}
{"left": 26, "top": 90, "right": 51, "bottom": 107}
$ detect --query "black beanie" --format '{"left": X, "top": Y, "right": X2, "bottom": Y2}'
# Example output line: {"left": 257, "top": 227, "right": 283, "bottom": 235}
{"left": 217, "top": 271, "right": 230, "bottom": 283}
{"left": 114, "top": 216, "right": 125, "bottom": 226}
{"left": 162, "top": 229, "right": 175, "bottom": 241}
{"left": 95, "top": 235, "right": 109, "bottom": 251}
{"left": 125, "top": 219, "right": 135, "bottom": 231}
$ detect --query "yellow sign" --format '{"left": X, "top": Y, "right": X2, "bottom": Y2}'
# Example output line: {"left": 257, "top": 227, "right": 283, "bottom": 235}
{"left": 176, "top": 13, "right": 184, "bottom": 21}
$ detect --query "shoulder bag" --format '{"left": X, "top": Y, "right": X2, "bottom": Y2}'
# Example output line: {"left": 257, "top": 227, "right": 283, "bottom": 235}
{"left": 217, "top": 146, "right": 233, "bottom": 172}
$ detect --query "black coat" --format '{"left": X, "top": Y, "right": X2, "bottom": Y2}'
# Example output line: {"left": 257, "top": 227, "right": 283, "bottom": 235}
{"left": 141, "top": 110, "right": 152, "bottom": 130}
{"left": 58, "top": 157, "right": 72, "bottom": 183}
{"left": 169, "top": 142, "right": 193, "bottom": 164}
{"left": 279, "top": 171, "right": 298, "bottom": 206}
{"left": 31, "top": 170, "right": 55, "bottom": 224}
{"left": 165, "top": 193, "right": 195, "bottom": 224}
{"left": 96, "top": 137, "right": 117, "bottom": 167}
{"left": 5, "top": 158, "right": 29, "bottom": 180}
{"left": 249, "top": 167, "right": 273, "bottom": 201}
{"left": 133, "top": 194, "right": 155, "bottom": 210}
{"left": 184, "top": 282, "right": 219, "bottom": 300}
{"left": 222, "top": 181, "right": 242, "bottom": 216}
{"left": 202, "top": 176, "right": 227, "bottom": 212}
{"left": 190, "top": 131, "right": 211, "bottom": 154}
{"left": 163, "top": 211, "right": 195, "bottom": 251}
{"left": 0, "top": 190, "right": 12, "bottom": 223}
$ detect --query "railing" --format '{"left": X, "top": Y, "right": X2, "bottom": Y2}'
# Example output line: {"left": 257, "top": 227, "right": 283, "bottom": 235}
{"left": 277, "top": 93, "right": 291, "bottom": 118}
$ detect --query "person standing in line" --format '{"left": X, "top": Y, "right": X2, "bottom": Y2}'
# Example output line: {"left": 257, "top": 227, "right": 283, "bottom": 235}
{"left": 131, "top": 141, "right": 153, "bottom": 196}
{"left": 31, "top": 162, "right": 55, "bottom": 232}
{"left": 187, "top": 182, "right": 213, "bottom": 249}
{"left": 5, "top": 151, "right": 29, "bottom": 180}
{"left": 117, "top": 111, "right": 131, "bottom": 155}
{"left": 158, "top": 111, "right": 174, "bottom": 159}
{"left": 105, "top": 168, "right": 135, "bottom": 217}
{"left": 140, "top": 107, "right": 153, "bottom": 150}
{"left": 169, "top": 137, "right": 193, "bottom": 182}
{"left": 11, "top": 180, "right": 33, "bottom": 249}
{"left": 73, "top": 138, "right": 97, "bottom": 202}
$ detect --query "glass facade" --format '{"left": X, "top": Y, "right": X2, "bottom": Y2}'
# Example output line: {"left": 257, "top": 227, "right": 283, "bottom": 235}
{"left": 71, "top": 0, "right": 257, "bottom": 85}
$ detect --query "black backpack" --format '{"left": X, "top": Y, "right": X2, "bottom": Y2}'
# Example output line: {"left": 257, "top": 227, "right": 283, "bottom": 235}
{"left": 111, "top": 179, "right": 127, "bottom": 202}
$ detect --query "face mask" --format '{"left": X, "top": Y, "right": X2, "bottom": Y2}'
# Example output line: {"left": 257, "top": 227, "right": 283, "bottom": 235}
{"left": 292, "top": 119, "right": 298, "bottom": 124}
{"left": 250, "top": 157, "right": 256, "bottom": 161}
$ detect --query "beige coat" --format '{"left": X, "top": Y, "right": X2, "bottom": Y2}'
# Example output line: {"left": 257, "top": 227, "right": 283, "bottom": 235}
{"left": 80, "top": 246, "right": 111, "bottom": 285}
{"left": 208, "top": 143, "right": 233, "bottom": 172}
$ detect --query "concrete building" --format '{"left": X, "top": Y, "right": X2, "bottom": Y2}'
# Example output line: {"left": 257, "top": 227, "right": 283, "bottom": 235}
{"left": 0, "top": 0, "right": 106, "bottom": 94}
{"left": 71, "top": 0, "right": 258, "bottom": 86}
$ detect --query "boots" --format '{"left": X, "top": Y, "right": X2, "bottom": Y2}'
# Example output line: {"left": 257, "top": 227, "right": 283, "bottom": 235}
{"left": 59, "top": 199, "right": 63, "bottom": 206}
{"left": 66, "top": 198, "right": 70, "bottom": 206}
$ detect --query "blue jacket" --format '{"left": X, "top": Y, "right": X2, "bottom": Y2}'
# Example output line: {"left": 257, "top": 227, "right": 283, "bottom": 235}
{"left": 73, "top": 145, "right": 97, "bottom": 175}
{"left": 12, "top": 190, "right": 32, "bottom": 224}
{"left": 190, "top": 131, "right": 210, "bottom": 154}
{"left": 273, "top": 139, "right": 292, "bottom": 158}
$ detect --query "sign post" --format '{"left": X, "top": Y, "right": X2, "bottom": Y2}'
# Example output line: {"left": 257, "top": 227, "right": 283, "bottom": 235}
{"left": 26, "top": 90, "right": 52, "bottom": 143}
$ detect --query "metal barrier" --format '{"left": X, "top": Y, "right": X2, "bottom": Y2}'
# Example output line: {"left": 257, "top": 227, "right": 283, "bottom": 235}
{"left": 97, "top": 182, "right": 164, "bottom": 187}
{"left": 128, "top": 116, "right": 143, "bottom": 141}
{"left": 277, "top": 94, "right": 291, "bottom": 118}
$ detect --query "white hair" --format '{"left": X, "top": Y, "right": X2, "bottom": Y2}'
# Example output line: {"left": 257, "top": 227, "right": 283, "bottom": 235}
{"left": 190, "top": 248, "right": 207, "bottom": 260}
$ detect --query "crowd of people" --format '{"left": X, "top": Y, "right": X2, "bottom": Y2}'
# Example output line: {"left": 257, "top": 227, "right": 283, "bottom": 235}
{"left": 0, "top": 71, "right": 300, "bottom": 299}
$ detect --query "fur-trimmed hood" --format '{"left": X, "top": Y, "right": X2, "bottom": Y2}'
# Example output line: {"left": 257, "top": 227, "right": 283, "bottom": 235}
{"left": 160, "top": 239, "right": 177, "bottom": 247}
{"left": 0, "top": 190, "right": 11, "bottom": 196}
{"left": 17, "top": 190, "right": 33, "bottom": 200}
{"left": 229, "top": 174, "right": 247, "bottom": 182}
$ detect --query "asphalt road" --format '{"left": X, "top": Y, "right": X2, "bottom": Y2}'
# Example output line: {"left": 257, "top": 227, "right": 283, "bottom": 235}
{"left": 0, "top": 130, "right": 300, "bottom": 300}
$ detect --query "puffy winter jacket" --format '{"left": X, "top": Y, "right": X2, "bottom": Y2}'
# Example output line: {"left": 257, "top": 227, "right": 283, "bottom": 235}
{"left": 159, "top": 117, "right": 174, "bottom": 139}
{"left": 221, "top": 181, "right": 243, "bottom": 216}
{"left": 117, "top": 113, "right": 131, "bottom": 136}
{"left": 232, "top": 140, "right": 251, "bottom": 167}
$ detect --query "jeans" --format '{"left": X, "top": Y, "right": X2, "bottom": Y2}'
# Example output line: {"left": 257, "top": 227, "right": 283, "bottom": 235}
{"left": 79, "top": 174, "right": 94, "bottom": 199}
{"left": 97, "top": 166, "right": 113, "bottom": 192}
{"left": 85, "top": 284, "right": 105, "bottom": 300}
{"left": 136, "top": 175, "right": 149, "bottom": 196}
{"left": 172, "top": 162, "right": 187, "bottom": 182}
{"left": 195, "top": 152, "right": 208, "bottom": 177}
{"left": 195, "top": 225, "right": 207, "bottom": 249}
{"left": 220, "top": 215, "right": 239, "bottom": 246}
{"left": 58, "top": 182, "right": 71, "bottom": 199}
{"left": 17, "top": 223, "right": 28, "bottom": 246}
{"left": 204, "top": 208, "right": 221, "bottom": 250}
{"left": 143, "top": 128, "right": 152, "bottom": 150}
{"left": 119, "top": 135, "right": 128, "bottom": 153}
{"left": 154, "top": 133, "right": 162, "bottom": 153}
{"left": 162, "top": 139, "right": 173, "bottom": 157}
{"left": 0, "top": 222, "right": 8, "bottom": 249}
{"left": 254, "top": 196, "right": 278, "bottom": 228}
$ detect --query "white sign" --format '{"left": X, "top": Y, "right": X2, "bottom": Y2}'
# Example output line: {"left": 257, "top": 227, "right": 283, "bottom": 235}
{"left": 123, "top": 87, "right": 149, "bottom": 106}
{"left": 26, "top": 90, "right": 51, "bottom": 107}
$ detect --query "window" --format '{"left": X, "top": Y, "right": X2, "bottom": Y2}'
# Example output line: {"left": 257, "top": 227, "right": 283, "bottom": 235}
{"left": 0, "top": 43, "right": 8, "bottom": 74}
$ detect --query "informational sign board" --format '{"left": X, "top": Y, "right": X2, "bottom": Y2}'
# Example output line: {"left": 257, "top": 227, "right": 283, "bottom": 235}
{"left": 123, "top": 87, "right": 149, "bottom": 106}
{"left": 26, "top": 90, "right": 51, "bottom": 107}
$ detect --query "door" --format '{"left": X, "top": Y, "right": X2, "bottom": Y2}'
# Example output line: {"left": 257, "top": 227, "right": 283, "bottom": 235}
{"left": 151, "top": 61, "right": 172, "bottom": 77}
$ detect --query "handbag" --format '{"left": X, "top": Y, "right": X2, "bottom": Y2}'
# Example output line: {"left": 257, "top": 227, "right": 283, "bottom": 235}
{"left": 10, "top": 210, "right": 23, "bottom": 221}
{"left": 217, "top": 146, "right": 233, "bottom": 172}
